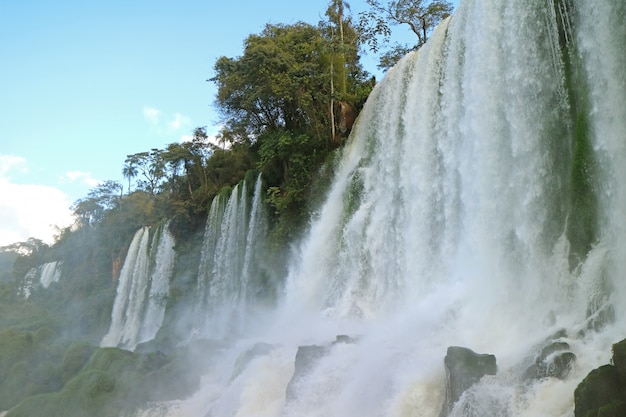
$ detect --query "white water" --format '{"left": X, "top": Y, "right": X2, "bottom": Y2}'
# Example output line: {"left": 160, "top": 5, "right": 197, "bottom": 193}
{"left": 133, "top": 1, "right": 626, "bottom": 416}
{"left": 19, "top": 261, "right": 62, "bottom": 298}
{"left": 39, "top": 261, "right": 62, "bottom": 288}
{"left": 195, "top": 174, "right": 270, "bottom": 338}
{"left": 102, "top": 223, "right": 176, "bottom": 350}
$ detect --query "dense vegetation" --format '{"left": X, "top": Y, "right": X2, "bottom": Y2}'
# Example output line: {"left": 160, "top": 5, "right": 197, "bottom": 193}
{"left": 0, "top": 1, "right": 452, "bottom": 415}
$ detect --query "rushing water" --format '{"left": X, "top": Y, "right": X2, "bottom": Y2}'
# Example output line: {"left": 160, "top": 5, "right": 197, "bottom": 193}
{"left": 195, "top": 173, "right": 270, "bottom": 339}
{"left": 19, "top": 261, "right": 62, "bottom": 298}
{"left": 132, "top": 0, "right": 626, "bottom": 416}
{"left": 102, "top": 222, "right": 175, "bottom": 351}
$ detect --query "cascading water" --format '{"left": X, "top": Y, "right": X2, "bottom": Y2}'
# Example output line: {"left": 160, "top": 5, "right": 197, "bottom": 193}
{"left": 102, "top": 222, "right": 175, "bottom": 351}
{"left": 195, "top": 173, "right": 270, "bottom": 338}
{"left": 19, "top": 261, "right": 62, "bottom": 298}
{"left": 39, "top": 261, "right": 62, "bottom": 288}
{"left": 132, "top": 0, "right": 626, "bottom": 416}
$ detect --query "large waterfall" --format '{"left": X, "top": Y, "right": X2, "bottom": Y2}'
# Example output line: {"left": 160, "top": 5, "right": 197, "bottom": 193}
{"left": 133, "top": 1, "right": 625, "bottom": 416}
{"left": 102, "top": 222, "right": 176, "bottom": 351}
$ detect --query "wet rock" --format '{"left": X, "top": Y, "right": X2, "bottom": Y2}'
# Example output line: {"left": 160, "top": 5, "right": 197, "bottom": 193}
{"left": 575, "top": 365, "right": 623, "bottom": 417}
{"left": 334, "top": 334, "right": 358, "bottom": 344}
{"left": 524, "top": 340, "right": 576, "bottom": 381}
{"left": 574, "top": 338, "right": 626, "bottom": 417}
{"left": 440, "top": 346, "right": 497, "bottom": 417}
{"left": 285, "top": 335, "right": 357, "bottom": 402}
{"left": 285, "top": 344, "right": 329, "bottom": 401}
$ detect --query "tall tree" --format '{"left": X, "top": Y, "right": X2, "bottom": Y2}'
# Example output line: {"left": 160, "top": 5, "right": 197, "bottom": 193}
{"left": 122, "top": 162, "right": 138, "bottom": 195}
{"left": 359, "top": 0, "right": 453, "bottom": 70}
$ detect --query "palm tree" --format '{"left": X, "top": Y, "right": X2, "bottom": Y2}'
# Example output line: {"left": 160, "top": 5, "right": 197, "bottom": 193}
{"left": 122, "top": 162, "right": 138, "bottom": 195}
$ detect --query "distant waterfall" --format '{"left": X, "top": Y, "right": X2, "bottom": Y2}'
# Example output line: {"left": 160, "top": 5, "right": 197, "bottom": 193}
{"left": 102, "top": 222, "right": 175, "bottom": 350}
{"left": 19, "top": 261, "right": 62, "bottom": 298}
{"left": 132, "top": 1, "right": 626, "bottom": 416}
{"left": 195, "top": 173, "right": 269, "bottom": 338}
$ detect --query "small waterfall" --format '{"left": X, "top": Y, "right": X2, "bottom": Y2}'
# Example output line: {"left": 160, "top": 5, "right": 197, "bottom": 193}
{"left": 19, "top": 261, "right": 62, "bottom": 298}
{"left": 195, "top": 173, "right": 269, "bottom": 338}
{"left": 40, "top": 261, "right": 62, "bottom": 288}
{"left": 102, "top": 222, "right": 175, "bottom": 350}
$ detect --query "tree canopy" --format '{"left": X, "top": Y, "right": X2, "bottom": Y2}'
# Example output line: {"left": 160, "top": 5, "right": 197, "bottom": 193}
{"left": 359, "top": 0, "right": 453, "bottom": 70}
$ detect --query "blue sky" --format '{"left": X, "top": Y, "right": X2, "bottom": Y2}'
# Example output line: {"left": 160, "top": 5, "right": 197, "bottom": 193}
{"left": 0, "top": 0, "right": 456, "bottom": 246}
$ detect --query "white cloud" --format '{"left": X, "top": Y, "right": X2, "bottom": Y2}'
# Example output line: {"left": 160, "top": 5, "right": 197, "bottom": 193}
{"left": 143, "top": 106, "right": 161, "bottom": 126}
{"left": 180, "top": 135, "right": 194, "bottom": 143}
{"left": 0, "top": 154, "right": 74, "bottom": 246}
{"left": 168, "top": 113, "right": 191, "bottom": 130}
{"left": 0, "top": 175, "right": 74, "bottom": 247}
{"left": 62, "top": 171, "right": 101, "bottom": 187}
{"left": 0, "top": 154, "right": 27, "bottom": 177}
{"left": 143, "top": 106, "right": 191, "bottom": 134}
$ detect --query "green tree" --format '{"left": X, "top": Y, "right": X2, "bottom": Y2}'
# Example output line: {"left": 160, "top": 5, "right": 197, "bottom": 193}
{"left": 358, "top": 0, "right": 453, "bottom": 70}
{"left": 211, "top": 22, "right": 332, "bottom": 140}
{"left": 125, "top": 150, "right": 165, "bottom": 195}
{"left": 211, "top": 20, "right": 372, "bottom": 232}
{"left": 72, "top": 181, "right": 123, "bottom": 227}
{"left": 122, "top": 162, "right": 138, "bottom": 195}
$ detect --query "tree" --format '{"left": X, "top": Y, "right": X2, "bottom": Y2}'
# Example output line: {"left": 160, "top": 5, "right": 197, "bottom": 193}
{"left": 122, "top": 162, "right": 138, "bottom": 195}
{"left": 211, "top": 20, "right": 373, "bottom": 231}
{"left": 211, "top": 22, "right": 331, "bottom": 141}
{"left": 72, "top": 180, "right": 123, "bottom": 227}
{"left": 161, "top": 127, "right": 214, "bottom": 200}
{"left": 358, "top": 0, "right": 453, "bottom": 70}
{"left": 125, "top": 150, "right": 166, "bottom": 195}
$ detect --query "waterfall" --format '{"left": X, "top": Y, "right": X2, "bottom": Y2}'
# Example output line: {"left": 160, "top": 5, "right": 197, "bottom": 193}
{"left": 132, "top": 0, "right": 626, "bottom": 416}
{"left": 18, "top": 261, "right": 63, "bottom": 298}
{"left": 195, "top": 173, "right": 270, "bottom": 338}
{"left": 102, "top": 222, "right": 175, "bottom": 350}
{"left": 39, "top": 261, "right": 62, "bottom": 288}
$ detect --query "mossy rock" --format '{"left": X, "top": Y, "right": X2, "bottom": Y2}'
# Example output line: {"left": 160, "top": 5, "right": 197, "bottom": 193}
{"left": 597, "top": 401, "right": 626, "bottom": 417}
{"left": 574, "top": 365, "right": 623, "bottom": 417}
{"left": 61, "top": 341, "right": 96, "bottom": 384}
{"left": 612, "top": 339, "right": 626, "bottom": 384}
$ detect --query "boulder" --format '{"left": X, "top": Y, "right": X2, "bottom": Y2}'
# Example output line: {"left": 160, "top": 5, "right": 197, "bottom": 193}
{"left": 440, "top": 346, "right": 497, "bottom": 417}
{"left": 574, "top": 338, "right": 626, "bottom": 417}
{"left": 285, "top": 335, "right": 358, "bottom": 401}
{"left": 574, "top": 365, "right": 623, "bottom": 417}
{"left": 285, "top": 344, "right": 329, "bottom": 401}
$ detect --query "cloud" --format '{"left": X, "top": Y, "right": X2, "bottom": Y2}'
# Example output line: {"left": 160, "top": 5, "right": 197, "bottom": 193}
{"left": 168, "top": 113, "right": 191, "bottom": 130}
{"left": 143, "top": 106, "right": 161, "bottom": 126}
{"left": 0, "top": 154, "right": 27, "bottom": 177}
{"left": 62, "top": 171, "right": 101, "bottom": 187}
{"left": 143, "top": 106, "right": 191, "bottom": 134}
{"left": 0, "top": 161, "right": 74, "bottom": 246}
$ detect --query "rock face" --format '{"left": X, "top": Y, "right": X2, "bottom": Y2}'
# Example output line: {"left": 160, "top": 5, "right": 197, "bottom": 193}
{"left": 440, "top": 346, "right": 497, "bottom": 417}
{"left": 575, "top": 338, "right": 626, "bottom": 417}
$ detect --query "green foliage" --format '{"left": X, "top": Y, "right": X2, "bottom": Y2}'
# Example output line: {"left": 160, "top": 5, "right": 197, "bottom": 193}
{"left": 358, "top": 0, "right": 454, "bottom": 70}
{"left": 6, "top": 345, "right": 209, "bottom": 417}
{"left": 0, "top": 322, "right": 68, "bottom": 410}
{"left": 61, "top": 342, "right": 97, "bottom": 384}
